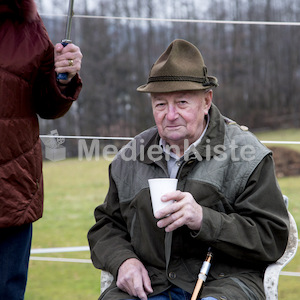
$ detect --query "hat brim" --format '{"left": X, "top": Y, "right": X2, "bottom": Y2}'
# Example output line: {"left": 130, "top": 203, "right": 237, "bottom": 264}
{"left": 137, "top": 76, "right": 218, "bottom": 93}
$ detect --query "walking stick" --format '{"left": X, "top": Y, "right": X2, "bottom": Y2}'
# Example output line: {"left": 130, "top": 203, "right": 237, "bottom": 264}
{"left": 57, "top": 0, "right": 75, "bottom": 80}
{"left": 191, "top": 248, "right": 213, "bottom": 300}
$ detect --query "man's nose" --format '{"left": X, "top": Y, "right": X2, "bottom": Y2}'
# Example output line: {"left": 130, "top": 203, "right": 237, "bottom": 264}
{"left": 166, "top": 105, "right": 178, "bottom": 120}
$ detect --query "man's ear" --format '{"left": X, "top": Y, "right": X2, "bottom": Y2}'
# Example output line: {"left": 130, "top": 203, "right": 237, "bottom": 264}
{"left": 204, "top": 90, "right": 213, "bottom": 114}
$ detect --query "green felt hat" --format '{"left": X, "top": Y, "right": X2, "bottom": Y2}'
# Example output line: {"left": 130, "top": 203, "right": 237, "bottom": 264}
{"left": 137, "top": 39, "right": 218, "bottom": 93}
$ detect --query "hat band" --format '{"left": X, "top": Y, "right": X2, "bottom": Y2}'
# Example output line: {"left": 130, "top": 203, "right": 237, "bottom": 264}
{"left": 148, "top": 75, "right": 211, "bottom": 86}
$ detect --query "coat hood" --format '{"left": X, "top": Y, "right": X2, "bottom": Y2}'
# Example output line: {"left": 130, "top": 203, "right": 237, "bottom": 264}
{"left": 0, "top": 0, "right": 38, "bottom": 22}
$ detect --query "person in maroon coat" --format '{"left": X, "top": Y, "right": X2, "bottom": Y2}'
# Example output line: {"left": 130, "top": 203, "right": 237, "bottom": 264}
{"left": 0, "top": 0, "right": 83, "bottom": 298}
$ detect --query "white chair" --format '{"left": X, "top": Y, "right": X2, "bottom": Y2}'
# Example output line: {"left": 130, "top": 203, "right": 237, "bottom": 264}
{"left": 263, "top": 208, "right": 298, "bottom": 299}
{"left": 100, "top": 196, "right": 298, "bottom": 299}
{"left": 100, "top": 270, "right": 114, "bottom": 294}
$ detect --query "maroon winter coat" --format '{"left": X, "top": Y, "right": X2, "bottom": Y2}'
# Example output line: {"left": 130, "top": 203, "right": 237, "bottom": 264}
{"left": 0, "top": 0, "right": 82, "bottom": 228}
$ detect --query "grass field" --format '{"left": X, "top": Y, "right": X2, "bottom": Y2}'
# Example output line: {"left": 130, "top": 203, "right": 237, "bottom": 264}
{"left": 25, "top": 129, "right": 300, "bottom": 299}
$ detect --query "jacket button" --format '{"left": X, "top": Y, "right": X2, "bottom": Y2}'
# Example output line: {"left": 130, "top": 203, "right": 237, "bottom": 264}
{"left": 168, "top": 272, "right": 176, "bottom": 279}
{"left": 218, "top": 272, "right": 225, "bottom": 277}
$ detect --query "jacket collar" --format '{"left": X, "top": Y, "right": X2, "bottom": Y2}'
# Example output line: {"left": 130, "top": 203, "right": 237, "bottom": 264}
{"left": 194, "top": 103, "right": 225, "bottom": 158}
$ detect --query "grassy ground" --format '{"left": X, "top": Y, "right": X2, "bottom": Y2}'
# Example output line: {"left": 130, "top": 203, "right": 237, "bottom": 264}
{"left": 25, "top": 130, "right": 300, "bottom": 299}
{"left": 26, "top": 159, "right": 110, "bottom": 300}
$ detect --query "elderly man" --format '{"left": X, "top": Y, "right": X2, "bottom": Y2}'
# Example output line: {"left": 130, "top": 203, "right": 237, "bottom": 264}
{"left": 88, "top": 39, "right": 289, "bottom": 300}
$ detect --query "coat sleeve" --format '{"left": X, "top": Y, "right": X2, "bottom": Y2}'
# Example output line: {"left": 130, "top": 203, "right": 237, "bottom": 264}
{"left": 87, "top": 164, "right": 139, "bottom": 279}
{"left": 196, "top": 154, "right": 290, "bottom": 264}
{"left": 33, "top": 30, "right": 82, "bottom": 119}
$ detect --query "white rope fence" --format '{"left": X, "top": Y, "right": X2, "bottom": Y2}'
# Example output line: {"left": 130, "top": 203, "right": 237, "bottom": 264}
{"left": 260, "top": 141, "right": 300, "bottom": 145}
{"left": 30, "top": 256, "right": 91, "bottom": 264}
{"left": 31, "top": 246, "right": 89, "bottom": 254}
{"left": 39, "top": 13, "right": 300, "bottom": 27}
{"left": 40, "top": 134, "right": 300, "bottom": 145}
{"left": 40, "top": 135, "right": 133, "bottom": 140}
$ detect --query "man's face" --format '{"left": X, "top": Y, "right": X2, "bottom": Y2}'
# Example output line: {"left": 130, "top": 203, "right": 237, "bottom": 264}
{"left": 151, "top": 90, "right": 212, "bottom": 149}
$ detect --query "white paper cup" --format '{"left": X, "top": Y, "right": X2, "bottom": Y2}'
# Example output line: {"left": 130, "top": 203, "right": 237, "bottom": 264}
{"left": 148, "top": 178, "right": 178, "bottom": 218}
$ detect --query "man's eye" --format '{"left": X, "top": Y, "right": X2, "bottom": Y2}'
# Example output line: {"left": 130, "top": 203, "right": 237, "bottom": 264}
{"left": 178, "top": 100, "right": 188, "bottom": 105}
{"left": 156, "top": 103, "right": 166, "bottom": 108}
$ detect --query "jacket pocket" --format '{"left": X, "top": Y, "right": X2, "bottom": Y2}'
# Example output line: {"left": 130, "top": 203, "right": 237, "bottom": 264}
{"left": 230, "top": 277, "right": 260, "bottom": 300}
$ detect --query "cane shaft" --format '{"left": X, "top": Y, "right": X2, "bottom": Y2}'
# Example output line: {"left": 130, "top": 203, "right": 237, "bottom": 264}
{"left": 191, "top": 279, "right": 204, "bottom": 300}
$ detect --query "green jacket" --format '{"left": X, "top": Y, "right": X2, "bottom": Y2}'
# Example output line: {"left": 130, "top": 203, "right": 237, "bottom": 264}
{"left": 88, "top": 104, "right": 289, "bottom": 300}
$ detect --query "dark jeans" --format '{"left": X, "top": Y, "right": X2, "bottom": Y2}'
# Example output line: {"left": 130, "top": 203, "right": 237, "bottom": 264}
{"left": 123, "top": 286, "right": 217, "bottom": 299}
{"left": 0, "top": 223, "right": 32, "bottom": 300}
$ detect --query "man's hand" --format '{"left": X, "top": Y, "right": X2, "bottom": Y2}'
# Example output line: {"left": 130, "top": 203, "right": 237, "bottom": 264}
{"left": 54, "top": 43, "right": 82, "bottom": 84}
{"left": 156, "top": 191, "right": 203, "bottom": 232}
{"left": 117, "top": 258, "right": 153, "bottom": 300}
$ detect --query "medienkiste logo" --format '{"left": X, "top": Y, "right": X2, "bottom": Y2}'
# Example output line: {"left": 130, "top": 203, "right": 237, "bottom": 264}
{"left": 41, "top": 129, "right": 66, "bottom": 161}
